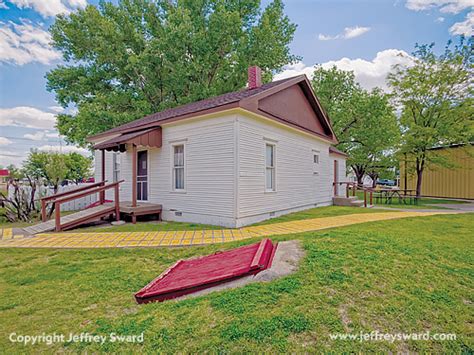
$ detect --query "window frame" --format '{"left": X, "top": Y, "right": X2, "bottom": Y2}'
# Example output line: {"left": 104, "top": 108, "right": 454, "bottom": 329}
{"left": 112, "top": 152, "right": 121, "bottom": 183}
{"left": 312, "top": 150, "right": 320, "bottom": 175}
{"left": 265, "top": 142, "right": 276, "bottom": 192}
{"left": 136, "top": 149, "right": 149, "bottom": 201}
{"left": 171, "top": 143, "right": 186, "bottom": 193}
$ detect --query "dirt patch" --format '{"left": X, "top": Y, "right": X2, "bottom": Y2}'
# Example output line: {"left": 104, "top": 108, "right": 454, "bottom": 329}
{"left": 338, "top": 303, "right": 352, "bottom": 332}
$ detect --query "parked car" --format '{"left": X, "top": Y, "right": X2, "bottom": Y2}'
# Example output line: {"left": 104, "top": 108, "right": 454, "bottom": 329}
{"left": 377, "top": 178, "right": 396, "bottom": 186}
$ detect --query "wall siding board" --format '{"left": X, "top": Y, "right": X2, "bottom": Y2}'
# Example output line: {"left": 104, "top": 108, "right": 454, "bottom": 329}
{"left": 401, "top": 146, "right": 474, "bottom": 199}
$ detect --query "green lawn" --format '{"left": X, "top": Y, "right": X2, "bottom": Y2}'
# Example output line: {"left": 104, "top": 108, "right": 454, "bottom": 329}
{"left": 0, "top": 213, "right": 472, "bottom": 352}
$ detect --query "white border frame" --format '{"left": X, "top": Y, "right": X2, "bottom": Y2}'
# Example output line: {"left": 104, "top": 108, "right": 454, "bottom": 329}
{"left": 264, "top": 140, "right": 277, "bottom": 193}
{"left": 170, "top": 141, "right": 187, "bottom": 193}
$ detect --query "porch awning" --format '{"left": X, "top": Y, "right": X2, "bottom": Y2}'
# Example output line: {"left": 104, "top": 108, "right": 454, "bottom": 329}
{"left": 93, "top": 127, "right": 162, "bottom": 152}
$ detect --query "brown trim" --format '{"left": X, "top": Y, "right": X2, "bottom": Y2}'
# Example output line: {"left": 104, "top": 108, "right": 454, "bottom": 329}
{"left": 329, "top": 151, "right": 348, "bottom": 158}
{"left": 93, "top": 128, "right": 162, "bottom": 150}
{"left": 329, "top": 146, "right": 348, "bottom": 157}
{"left": 100, "top": 149, "right": 106, "bottom": 203}
{"left": 131, "top": 144, "right": 137, "bottom": 207}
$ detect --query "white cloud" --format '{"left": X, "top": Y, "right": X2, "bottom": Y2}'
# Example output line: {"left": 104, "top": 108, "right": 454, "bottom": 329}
{"left": 23, "top": 131, "right": 45, "bottom": 141}
{"left": 449, "top": 11, "right": 474, "bottom": 35}
{"left": 0, "top": 20, "right": 61, "bottom": 65}
{"left": 0, "top": 1, "right": 8, "bottom": 9}
{"left": 406, "top": 0, "right": 474, "bottom": 13}
{"left": 436, "top": 16, "right": 446, "bottom": 21}
{"left": 48, "top": 106, "right": 64, "bottom": 113}
{"left": 46, "top": 131, "right": 60, "bottom": 138}
{"left": 0, "top": 137, "right": 12, "bottom": 145}
{"left": 9, "top": 0, "right": 87, "bottom": 18}
{"left": 38, "top": 144, "right": 89, "bottom": 156}
{"left": 0, "top": 106, "right": 57, "bottom": 129}
{"left": 274, "top": 49, "right": 414, "bottom": 92}
{"left": 0, "top": 150, "right": 27, "bottom": 166}
{"left": 405, "top": 0, "right": 474, "bottom": 36}
{"left": 318, "top": 26, "right": 371, "bottom": 41}
{"left": 23, "top": 130, "right": 60, "bottom": 141}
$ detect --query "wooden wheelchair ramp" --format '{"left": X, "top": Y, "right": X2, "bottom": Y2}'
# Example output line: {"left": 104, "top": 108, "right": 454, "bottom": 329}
{"left": 22, "top": 180, "right": 124, "bottom": 236}
{"left": 23, "top": 203, "right": 116, "bottom": 235}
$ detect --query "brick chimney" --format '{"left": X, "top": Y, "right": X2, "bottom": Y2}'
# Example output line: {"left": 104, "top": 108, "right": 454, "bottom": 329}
{"left": 248, "top": 66, "right": 262, "bottom": 89}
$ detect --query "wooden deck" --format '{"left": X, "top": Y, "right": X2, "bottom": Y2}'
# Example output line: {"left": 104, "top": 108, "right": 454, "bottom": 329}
{"left": 119, "top": 202, "right": 162, "bottom": 224}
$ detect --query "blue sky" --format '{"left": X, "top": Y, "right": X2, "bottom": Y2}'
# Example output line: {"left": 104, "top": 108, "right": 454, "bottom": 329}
{"left": 0, "top": 0, "right": 472, "bottom": 167}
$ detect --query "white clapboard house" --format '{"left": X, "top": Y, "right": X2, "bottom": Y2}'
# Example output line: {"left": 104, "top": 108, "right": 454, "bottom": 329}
{"left": 88, "top": 67, "right": 347, "bottom": 227}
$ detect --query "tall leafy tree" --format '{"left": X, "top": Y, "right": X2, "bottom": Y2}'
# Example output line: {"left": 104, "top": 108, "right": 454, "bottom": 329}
{"left": 47, "top": 0, "right": 298, "bottom": 145}
{"left": 388, "top": 38, "right": 473, "bottom": 197}
{"left": 65, "top": 153, "right": 93, "bottom": 183}
{"left": 23, "top": 151, "right": 68, "bottom": 192}
{"left": 312, "top": 66, "right": 400, "bottom": 185}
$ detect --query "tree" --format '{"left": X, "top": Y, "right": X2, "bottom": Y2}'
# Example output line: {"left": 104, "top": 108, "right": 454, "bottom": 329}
{"left": 6, "top": 164, "right": 23, "bottom": 180}
{"left": 312, "top": 66, "right": 400, "bottom": 185}
{"left": 388, "top": 38, "right": 473, "bottom": 197}
{"left": 65, "top": 152, "right": 93, "bottom": 183}
{"left": 311, "top": 65, "right": 361, "bottom": 144}
{"left": 45, "top": 153, "right": 68, "bottom": 192}
{"left": 47, "top": 0, "right": 298, "bottom": 145}
{"left": 23, "top": 151, "right": 50, "bottom": 181}
{"left": 23, "top": 151, "right": 68, "bottom": 192}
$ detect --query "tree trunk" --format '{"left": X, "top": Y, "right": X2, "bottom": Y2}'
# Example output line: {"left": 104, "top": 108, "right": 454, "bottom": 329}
{"left": 415, "top": 157, "right": 425, "bottom": 198}
{"left": 371, "top": 174, "right": 378, "bottom": 188}
{"left": 416, "top": 169, "right": 423, "bottom": 198}
{"left": 352, "top": 165, "right": 365, "bottom": 187}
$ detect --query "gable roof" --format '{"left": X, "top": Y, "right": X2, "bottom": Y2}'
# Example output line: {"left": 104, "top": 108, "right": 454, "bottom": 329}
{"left": 89, "top": 75, "right": 337, "bottom": 144}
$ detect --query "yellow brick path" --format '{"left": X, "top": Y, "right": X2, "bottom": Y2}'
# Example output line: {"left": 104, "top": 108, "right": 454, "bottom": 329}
{"left": 0, "top": 211, "right": 451, "bottom": 249}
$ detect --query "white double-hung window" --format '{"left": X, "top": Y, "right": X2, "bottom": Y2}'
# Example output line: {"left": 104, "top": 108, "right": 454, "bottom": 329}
{"left": 112, "top": 152, "right": 121, "bottom": 182}
{"left": 265, "top": 143, "right": 276, "bottom": 191}
{"left": 173, "top": 144, "right": 185, "bottom": 191}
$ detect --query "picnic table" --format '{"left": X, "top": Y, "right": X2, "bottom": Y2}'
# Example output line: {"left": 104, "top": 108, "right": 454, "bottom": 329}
{"left": 372, "top": 188, "right": 419, "bottom": 205}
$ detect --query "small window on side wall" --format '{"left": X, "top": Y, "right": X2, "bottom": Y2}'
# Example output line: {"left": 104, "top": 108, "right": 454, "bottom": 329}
{"left": 313, "top": 150, "right": 320, "bottom": 175}
{"left": 313, "top": 154, "right": 319, "bottom": 164}
{"left": 173, "top": 144, "right": 185, "bottom": 190}
{"left": 265, "top": 143, "right": 276, "bottom": 191}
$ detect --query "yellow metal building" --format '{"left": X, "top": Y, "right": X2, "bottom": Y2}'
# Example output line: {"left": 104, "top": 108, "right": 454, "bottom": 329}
{"left": 400, "top": 144, "right": 474, "bottom": 200}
